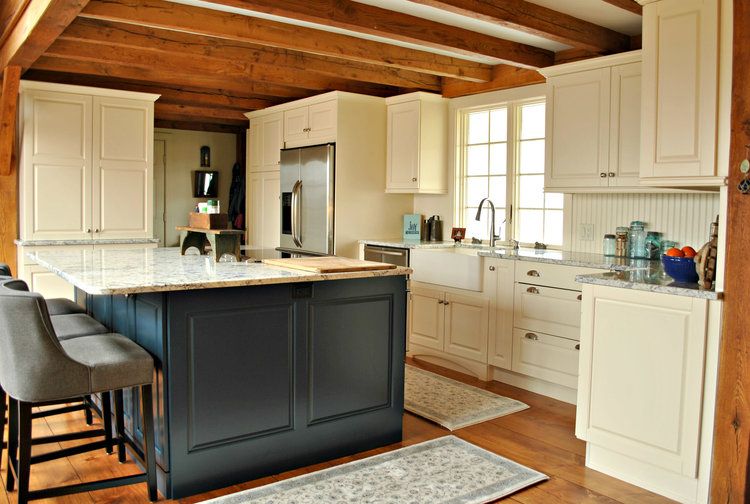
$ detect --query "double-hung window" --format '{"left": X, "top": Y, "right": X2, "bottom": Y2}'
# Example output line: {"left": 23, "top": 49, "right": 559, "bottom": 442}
{"left": 458, "top": 99, "right": 563, "bottom": 247}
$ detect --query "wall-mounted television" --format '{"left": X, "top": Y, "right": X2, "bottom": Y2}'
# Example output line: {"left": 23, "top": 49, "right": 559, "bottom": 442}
{"left": 194, "top": 170, "right": 218, "bottom": 198}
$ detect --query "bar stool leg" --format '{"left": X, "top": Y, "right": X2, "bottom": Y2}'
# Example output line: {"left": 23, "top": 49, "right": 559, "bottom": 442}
{"left": 83, "top": 395, "right": 93, "bottom": 425}
{"left": 17, "top": 402, "right": 32, "bottom": 504}
{"left": 113, "top": 390, "right": 126, "bottom": 463}
{"left": 102, "top": 391, "right": 113, "bottom": 454}
{"left": 141, "top": 385, "right": 157, "bottom": 501}
{"left": 0, "top": 385, "right": 5, "bottom": 463}
{"left": 6, "top": 398, "right": 18, "bottom": 491}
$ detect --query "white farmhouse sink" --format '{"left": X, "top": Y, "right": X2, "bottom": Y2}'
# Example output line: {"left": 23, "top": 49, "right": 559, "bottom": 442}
{"left": 410, "top": 248, "right": 483, "bottom": 291}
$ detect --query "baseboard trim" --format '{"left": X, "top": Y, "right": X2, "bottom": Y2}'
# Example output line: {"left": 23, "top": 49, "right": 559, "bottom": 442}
{"left": 490, "top": 367, "right": 577, "bottom": 404}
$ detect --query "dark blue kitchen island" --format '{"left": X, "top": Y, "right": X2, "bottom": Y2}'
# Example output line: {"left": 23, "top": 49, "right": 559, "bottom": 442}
{"left": 31, "top": 248, "right": 409, "bottom": 498}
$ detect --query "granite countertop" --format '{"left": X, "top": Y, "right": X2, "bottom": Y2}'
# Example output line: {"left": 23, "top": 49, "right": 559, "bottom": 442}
{"left": 16, "top": 238, "right": 160, "bottom": 246}
{"left": 30, "top": 247, "right": 411, "bottom": 295}
{"left": 359, "top": 239, "right": 456, "bottom": 249}
{"left": 359, "top": 239, "right": 719, "bottom": 300}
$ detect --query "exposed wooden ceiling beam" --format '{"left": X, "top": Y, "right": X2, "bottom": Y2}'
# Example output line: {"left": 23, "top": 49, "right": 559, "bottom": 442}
{"left": 407, "top": 0, "right": 630, "bottom": 53}
{"left": 201, "top": 0, "right": 553, "bottom": 68}
{"left": 22, "top": 69, "right": 276, "bottom": 111}
{"left": 600, "top": 0, "right": 642, "bottom": 16}
{"left": 44, "top": 38, "right": 405, "bottom": 97}
{"left": 154, "top": 103, "right": 249, "bottom": 125}
{"left": 0, "top": 0, "right": 88, "bottom": 73}
{"left": 32, "top": 55, "right": 311, "bottom": 100}
{"left": 60, "top": 18, "right": 441, "bottom": 92}
{"left": 0, "top": 66, "right": 21, "bottom": 176}
{"left": 442, "top": 65, "right": 544, "bottom": 98}
{"left": 155, "top": 119, "right": 245, "bottom": 135}
{"left": 0, "top": 0, "right": 31, "bottom": 48}
{"left": 79, "top": 0, "right": 493, "bottom": 82}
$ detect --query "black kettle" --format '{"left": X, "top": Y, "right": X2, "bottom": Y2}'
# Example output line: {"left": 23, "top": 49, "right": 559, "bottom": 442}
{"left": 426, "top": 215, "right": 442, "bottom": 242}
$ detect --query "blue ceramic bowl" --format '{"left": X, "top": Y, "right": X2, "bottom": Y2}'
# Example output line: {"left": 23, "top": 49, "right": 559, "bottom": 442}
{"left": 661, "top": 254, "right": 699, "bottom": 283}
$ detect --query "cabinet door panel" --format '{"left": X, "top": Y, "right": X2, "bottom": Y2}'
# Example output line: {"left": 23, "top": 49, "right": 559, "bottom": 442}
{"left": 22, "top": 91, "right": 92, "bottom": 240}
{"left": 511, "top": 329, "right": 579, "bottom": 388}
{"left": 444, "top": 292, "right": 488, "bottom": 362}
{"left": 409, "top": 285, "right": 444, "bottom": 350}
{"left": 487, "top": 259, "right": 514, "bottom": 370}
{"left": 93, "top": 97, "right": 153, "bottom": 239}
{"left": 248, "top": 171, "right": 280, "bottom": 249}
{"left": 261, "top": 113, "right": 283, "bottom": 170}
{"left": 308, "top": 101, "right": 337, "bottom": 140}
{"left": 610, "top": 63, "right": 642, "bottom": 187}
{"left": 283, "top": 107, "right": 308, "bottom": 144}
{"left": 386, "top": 101, "right": 420, "bottom": 190}
{"left": 546, "top": 68, "right": 610, "bottom": 189}
{"left": 248, "top": 121, "right": 262, "bottom": 172}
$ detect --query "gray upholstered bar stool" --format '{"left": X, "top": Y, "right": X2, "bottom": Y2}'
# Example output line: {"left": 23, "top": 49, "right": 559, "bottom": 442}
{"left": 0, "top": 263, "right": 85, "bottom": 316}
{"left": 0, "top": 289, "right": 157, "bottom": 502}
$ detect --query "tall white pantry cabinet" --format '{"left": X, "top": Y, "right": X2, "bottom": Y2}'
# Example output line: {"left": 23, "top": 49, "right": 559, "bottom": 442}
{"left": 16, "top": 81, "right": 158, "bottom": 297}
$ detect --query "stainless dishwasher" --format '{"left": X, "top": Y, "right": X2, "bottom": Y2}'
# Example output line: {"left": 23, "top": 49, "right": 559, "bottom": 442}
{"left": 363, "top": 245, "right": 409, "bottom": 267}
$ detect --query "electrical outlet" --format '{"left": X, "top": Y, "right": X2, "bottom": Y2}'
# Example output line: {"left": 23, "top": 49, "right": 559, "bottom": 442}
{"left": 579, "top": 223, "right": 594, "bottom": 242}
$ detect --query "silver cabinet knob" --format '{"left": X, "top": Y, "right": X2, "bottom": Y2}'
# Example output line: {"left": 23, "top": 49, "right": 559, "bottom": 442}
{"left": 526, "top": 286, "right": 539, "bottom": 294}
{"left": 412, "top": 177, "right": 417, "bottom": 182}
{"left": 575, "top": 343, "right": 581, "bottom": 350}
{"left": 524, "top": 332, "right": 538, "bottom": 341}
{"left": 608, "top": 172, "right": 615, "bottom": 177}
{"left": 488, "top": 265, "right": 496, "bottom": 271}
{"left": 94, "top": 229, "right": 99, "bottom": 233}
{"left": 577, "top": 294, "right": 582, "bottom": 301}
{"left": 527, "top": 270, "right": 540, "bottom": 277}
{"left": 437, "top": 299, "right": 444, "bottom": 304}
{"left": 86, "top": 229, "right": 92, "bottom": 233}
{"left": 600, "top": 173, "right": 607, "bottom": 178}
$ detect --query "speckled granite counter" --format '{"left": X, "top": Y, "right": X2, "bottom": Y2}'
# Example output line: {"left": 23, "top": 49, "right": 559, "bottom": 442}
{"left": 16, "top": 238, "right": 160, "bottom": 246}
{"left": 30, "top": 247, "right": 411, "bottom": 295}
{"left": 359, "top": 239, "right": 719, "bottom": 299}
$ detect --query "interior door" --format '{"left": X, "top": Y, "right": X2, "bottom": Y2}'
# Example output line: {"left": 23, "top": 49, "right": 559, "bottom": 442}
{"left": 298, "top": 144, "right": 334, "bottom": 255}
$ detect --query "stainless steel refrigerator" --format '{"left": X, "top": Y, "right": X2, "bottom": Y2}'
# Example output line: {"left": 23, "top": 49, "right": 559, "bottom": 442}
{"left": 279, "top": 143, "right": 335, "bottom": 256}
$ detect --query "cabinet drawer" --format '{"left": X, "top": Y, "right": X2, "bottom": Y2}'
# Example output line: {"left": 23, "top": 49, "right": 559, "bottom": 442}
{"left": 515, "top": 261, "right": 606, "bottom": 291}
{"left": 514, "top": 283, "right": 582, "bottom": 340}
{"left": 512, "top": 329, "right": 580, "bottom": 389}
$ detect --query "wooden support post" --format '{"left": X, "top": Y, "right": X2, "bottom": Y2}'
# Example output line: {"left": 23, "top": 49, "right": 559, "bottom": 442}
{"left": 710, "top": 1, "right": 750, "bottom": 501}
{"left": 0, "top": 65, "right": 20, "bottom": 274}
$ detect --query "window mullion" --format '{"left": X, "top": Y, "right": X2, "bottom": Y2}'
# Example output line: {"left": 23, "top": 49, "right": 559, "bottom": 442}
{"left": 506, "top": 103, "right": 518, "bottom": 242}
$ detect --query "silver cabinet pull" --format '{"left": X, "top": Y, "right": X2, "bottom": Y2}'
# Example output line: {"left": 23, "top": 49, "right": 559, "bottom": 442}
{"left": 577, "top": 294, "right": 582, "bottom": 301}
{"left": 600, "top": 173, "right": 607, "bottom": 178}
{"left": 488, "top": 265, "right": 496, "bottom": 271}
{"left": 527, "top": 270, "right": 540, "bottom": 277}
{"left": 608, "top": 172, "right": 615, "bottom": 177}
{"left": 524, "top": 332, "right": 538, "bottom": 341}
{"left": 575, "top": 343, "right": 581, "bottom": 350}
{"left": 412, "top": 177, "right": 417, "bottom": 182}
{"left": 526, "top": 286, "right": 539, "bottom": 294}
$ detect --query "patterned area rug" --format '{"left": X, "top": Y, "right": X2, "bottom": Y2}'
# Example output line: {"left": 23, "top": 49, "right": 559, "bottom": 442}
{"left": 405, "top": 364, "right": 529, "bottom": 430}
{"left": 203, "top": 436, "right": 547, "bottom": 503}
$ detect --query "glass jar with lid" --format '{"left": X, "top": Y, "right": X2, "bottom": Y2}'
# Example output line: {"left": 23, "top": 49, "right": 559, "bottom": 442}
{"left": 629, "top": 220, "right": 647, "bottom": 258}
{"left": 603, "top": 234, "right": 616, "bottom": 256}
{"left": 615, "top": 227, "right": 629, "bottom": 258}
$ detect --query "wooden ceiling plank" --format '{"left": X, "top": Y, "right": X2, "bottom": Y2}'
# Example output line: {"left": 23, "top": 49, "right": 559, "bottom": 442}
{"left": 79, "top": 0, "right": 492, "bottom": 82}
{"left": 0, "top": 0, "right": 88, "bottom": 72}
{"left": 21, "top": 69, "right": 275, "bottom": 111}
{"left": 154, "top": 119, "right": 245, "bottom": 134}
{"left": 0, "top": 0, "right": 31, "bottom": 48}
{"left": 32, "top": 55, "right": 312, "bottom": 100}
{"left": 155, "top": 103, "right": 248, "bottom": 123}
{"left": 0, "top": 66, "right": 21, "bottom": 176}
{"left": 199, "top": 0, "right": 553, "bottom": 67}
{"left": 407, "top": 0, "right": 630, "bottom": 53}
{"left": 442, "top": 65, "right": 544, "bottom": 98}
{"left": 60, "top": 18, "right": 441, "bottom": 91}
{"left": 45, "top": 38, "right": 404, "bottom": 97}
{"left": 600, "top": 0, "right": 642, "bottom": 16}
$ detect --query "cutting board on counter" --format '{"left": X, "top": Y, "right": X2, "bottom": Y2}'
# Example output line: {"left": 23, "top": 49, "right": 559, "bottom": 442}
{"left": 262, "top": 256, "right": 397, "bottom": 273}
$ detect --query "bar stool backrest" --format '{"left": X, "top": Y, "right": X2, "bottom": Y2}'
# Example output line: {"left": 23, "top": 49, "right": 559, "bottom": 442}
{"left": 0, "top": 263, "right": 11, "bottom": 277}
{"left": 0, "top": 278, "right": 30, "bottom": 292}
{"left": 0, "top": 289, "right": 90, "bottom": 403}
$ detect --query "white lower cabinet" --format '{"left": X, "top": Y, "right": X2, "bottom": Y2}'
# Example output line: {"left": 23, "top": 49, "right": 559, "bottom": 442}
{"left": 576, "top": 284, "right": 720, "bottom": 503}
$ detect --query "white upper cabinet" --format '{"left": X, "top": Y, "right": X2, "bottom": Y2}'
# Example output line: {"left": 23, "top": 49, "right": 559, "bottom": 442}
{"left": 19, "top": 82, "right": 157, "bottom": 241}
{"left": 541, "top": 52, "right": 642, "bottom": 193}
{"left": 385, "top": 92, "right": 447, "bottom": 194}
{"left": 282, "top": 100, "right": 337, "bottom": 147}
{"left": 248, "top": 112, "right": 283, "bottom": 173}
{"left": 639, "top": 0, "right": 722, "bottom": 187}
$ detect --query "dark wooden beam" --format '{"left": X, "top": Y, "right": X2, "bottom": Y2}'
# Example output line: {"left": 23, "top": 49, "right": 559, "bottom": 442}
{"left": 201, "top": 0, "right": 553, "bottom": 68}
{"left": 711, "top": 1, "right": 750, "bottom": 500}
{"left": 22, "top": 69, "right": 275, "bottom": 111}
{"left": 155, "top": 119, "right": 245, "bottom": 135}
{"left": 60, "top": 18, "right": 442, "bottom": 92}
{"left": 79, "top": 0, "right": 493, "bottom": 82}
{"left": 154, "top": 103, "right": 249, "bottom": 125}
{"left": 0, "top": 66, "right": 20, "bottom": 275}
{"left": 0, "top": 0, "right": 88, "bottom": 73}
{"left": 441, "top": 65, "right": 544, "bottom": 98}
{"left": 407, "top": 0, "right": 630, "bottom": 53}
{"left": 601, "top": 0, "right": 642, "bottom": 16}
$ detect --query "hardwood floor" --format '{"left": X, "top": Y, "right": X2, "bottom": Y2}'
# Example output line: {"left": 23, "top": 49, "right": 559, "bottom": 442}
{"left": 0, "top": 358, "right": 675, "bottom": 503}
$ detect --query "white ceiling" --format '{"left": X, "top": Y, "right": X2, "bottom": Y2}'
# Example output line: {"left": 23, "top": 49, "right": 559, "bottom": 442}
{"left": 166, "top": 0, "right": 642, "bottom": 65}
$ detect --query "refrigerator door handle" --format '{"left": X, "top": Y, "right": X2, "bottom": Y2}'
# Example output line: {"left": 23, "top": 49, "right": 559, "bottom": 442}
{"left": 291, "top": 180, "right": 302, "bottom": 247}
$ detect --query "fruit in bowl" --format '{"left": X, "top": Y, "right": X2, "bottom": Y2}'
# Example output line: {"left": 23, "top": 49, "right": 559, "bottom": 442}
{"left": 661, "top": 251, "right": 699, "bottom": 283}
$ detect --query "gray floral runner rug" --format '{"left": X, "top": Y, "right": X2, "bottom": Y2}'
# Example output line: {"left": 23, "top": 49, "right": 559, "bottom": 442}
{"left": 203, "top": 436, "right": 547, "bottom": 503}
{"left": 405, "top": 364, "right": 529, "bottom": 430}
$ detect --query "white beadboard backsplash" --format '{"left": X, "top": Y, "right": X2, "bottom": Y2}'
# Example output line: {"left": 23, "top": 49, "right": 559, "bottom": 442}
{"left": 567, "top": 193, "right": 720, "bottom": 253}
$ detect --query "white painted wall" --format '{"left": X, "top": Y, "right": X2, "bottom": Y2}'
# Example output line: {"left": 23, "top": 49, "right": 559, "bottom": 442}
{"left": 154, "top": 128, "right": 237, "bottom": 247}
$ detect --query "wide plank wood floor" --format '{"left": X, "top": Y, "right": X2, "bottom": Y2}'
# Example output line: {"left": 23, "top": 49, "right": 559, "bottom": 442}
{"left": 0, "top": 357, "right": 675, "bottom": 503}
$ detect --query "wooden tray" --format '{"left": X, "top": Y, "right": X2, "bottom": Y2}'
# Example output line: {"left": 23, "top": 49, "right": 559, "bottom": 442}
{"left": 263, "top": 257, "right": 397, "bottom": 273}
{"left": 188, "top": 212, "right": 228, "bottom": 229}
